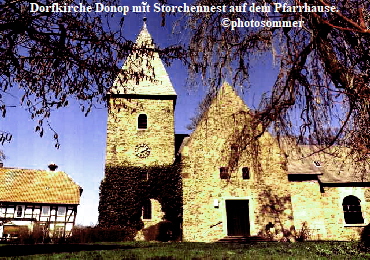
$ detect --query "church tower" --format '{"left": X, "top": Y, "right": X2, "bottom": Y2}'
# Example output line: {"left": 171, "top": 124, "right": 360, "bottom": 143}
{"left": 105, "top": 22, "right": 177, "bottom": 167}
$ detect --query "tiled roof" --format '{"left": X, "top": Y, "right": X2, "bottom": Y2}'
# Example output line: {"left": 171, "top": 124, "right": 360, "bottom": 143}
{"left": 110, "top": 22, "right": 177, "bottom": 96}
{"left": 283, "top": 142, "right": 370, "bottom": 183}
{"left": 285, "top": 145, "right": 325, "bottom": 175}
{"left": 0, "top": 168, "right": 82, "bottom": 204}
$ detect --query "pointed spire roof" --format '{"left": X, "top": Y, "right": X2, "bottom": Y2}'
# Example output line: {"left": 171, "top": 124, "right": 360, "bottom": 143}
{"left": 111, "top": 21, "right": 177, "bottom": 97}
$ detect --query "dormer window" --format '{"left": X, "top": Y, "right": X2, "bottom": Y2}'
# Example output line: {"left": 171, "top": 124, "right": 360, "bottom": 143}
{"left": 138, "top": 114, "right": 147, "bottom": 129}
{"left": 313, "top": 161, "right": 321, "bottom": 167}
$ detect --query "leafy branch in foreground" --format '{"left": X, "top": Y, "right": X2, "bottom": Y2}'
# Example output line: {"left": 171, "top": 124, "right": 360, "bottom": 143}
{"left": 185, "top": 0, "right": 370, "bottom": 166}
{"left": 0, "top": 0, "right": 182, "bottom": 147}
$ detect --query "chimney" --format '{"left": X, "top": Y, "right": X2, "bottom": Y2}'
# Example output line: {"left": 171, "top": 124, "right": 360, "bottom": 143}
{"left": 48, "top": 163, "right": 58, "bottom": 171}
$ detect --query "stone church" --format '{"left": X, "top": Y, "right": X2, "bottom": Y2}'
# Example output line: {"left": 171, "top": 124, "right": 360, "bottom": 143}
{"left": 102, "top": 21, "right": 370, "bottom": 242}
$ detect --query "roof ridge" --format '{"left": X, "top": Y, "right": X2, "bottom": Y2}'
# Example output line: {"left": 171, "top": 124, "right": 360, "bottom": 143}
{"left": 185, "top": 82, "right": 250, "bottom": 144}
{"left": 0, "top": 167, "right": 81, "bottom": 204}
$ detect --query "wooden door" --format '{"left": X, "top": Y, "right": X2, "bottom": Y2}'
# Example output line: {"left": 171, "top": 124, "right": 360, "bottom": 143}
{"left": 226, "top": 200, "right": 250, "bottom": 236}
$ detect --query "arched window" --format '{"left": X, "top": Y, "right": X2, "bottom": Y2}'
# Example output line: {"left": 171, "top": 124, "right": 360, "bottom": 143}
{"left": 142, "top": 199, "right": 152, "bottom": 220}
{"left": 138, "top": 114, "right": 147, "bottom": 129}
{"left": 342, "top": 195, "right": 364, "bottom": 224}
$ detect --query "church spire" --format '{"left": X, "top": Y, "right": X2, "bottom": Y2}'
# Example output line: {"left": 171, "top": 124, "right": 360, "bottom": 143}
{"left": 135, "top": 17, "right": 154, "bottom": 48}
{"left": 111, "top": 19, "right": 177, "bottom": 96}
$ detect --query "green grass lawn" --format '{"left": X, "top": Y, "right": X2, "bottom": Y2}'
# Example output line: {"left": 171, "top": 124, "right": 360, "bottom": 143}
{"left": 0, "top": 241, "right": 370, "bottom": 259}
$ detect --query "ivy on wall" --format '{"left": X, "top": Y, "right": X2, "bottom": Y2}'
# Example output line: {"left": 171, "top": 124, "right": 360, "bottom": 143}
{"left": 98, "top": 163, "right": 182, "bottom": 240}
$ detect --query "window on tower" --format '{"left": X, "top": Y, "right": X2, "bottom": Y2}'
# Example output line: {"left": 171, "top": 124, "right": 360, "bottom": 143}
{"left": 142, "top": 199, "right": 152, "bottom": 220}
{"left": 138, "top": 114, "right": 148, "bottom": 129}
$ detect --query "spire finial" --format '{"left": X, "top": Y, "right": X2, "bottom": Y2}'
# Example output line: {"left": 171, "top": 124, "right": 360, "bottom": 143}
{"left": 143, "top": 17, "right": 147, "bottom": 27}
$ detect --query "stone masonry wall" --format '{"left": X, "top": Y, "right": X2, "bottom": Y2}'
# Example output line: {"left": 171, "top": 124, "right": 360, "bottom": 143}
{"left": 290, "top": 183, "right": 370, "bottom": 241}
{"left": 290, "top": 181, "right": 327, "bottom": 240}
{"left": 320, "top": 187, "right": 369, "bottom": 241}
{"left": 181, "top": 83, "right": 370, "bottom": 242}
{"left": 104, "top": 97, "right": 174, "bottom": 240}
{"left": 106, "top": 97, "right": 175, "bottom": 167}
{"left": 182, "top": 83, "right": 294, "bottom": 242}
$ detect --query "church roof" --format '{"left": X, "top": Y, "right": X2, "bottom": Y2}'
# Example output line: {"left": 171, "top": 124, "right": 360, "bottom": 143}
{"left": 284, "top": 143, "right": 370, "bottom": 183}
{"left": 110, "top": 22, "right": 177, "bottom": 97}
{"left": 183, "top": 84, "right": 369, "bottom": 184}
{"left": 0, "top": 167, "right": 82, "bottom": 204}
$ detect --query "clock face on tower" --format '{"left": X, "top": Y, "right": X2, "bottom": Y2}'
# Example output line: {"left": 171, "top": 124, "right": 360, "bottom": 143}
{"left": 135, "top": 143, "right": 151, "bottom": 158}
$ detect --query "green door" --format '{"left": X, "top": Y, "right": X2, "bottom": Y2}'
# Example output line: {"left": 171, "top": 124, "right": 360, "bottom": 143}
{"left": 226, "top": 200, "right": 250, "bottom": 236}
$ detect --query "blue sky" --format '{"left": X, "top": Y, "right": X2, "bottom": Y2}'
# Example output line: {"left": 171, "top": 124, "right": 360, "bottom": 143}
{"left": 1, "top": 4, "right": 277, "bottom": 226}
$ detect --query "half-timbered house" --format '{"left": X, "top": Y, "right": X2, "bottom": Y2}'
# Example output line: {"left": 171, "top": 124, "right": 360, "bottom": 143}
{"left": 0, "top": 163, "right": 82, "bottom": 240}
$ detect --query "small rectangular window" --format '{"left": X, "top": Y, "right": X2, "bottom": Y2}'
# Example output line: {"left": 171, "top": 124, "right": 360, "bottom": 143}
{"left": 142, "top": 200, "right": 152, "bottom": 220}
{"left": 16, "top": 205, "right": 24, "bottom": 218}
{"left": 220, "top": 167, "right": 230, "bottom": 179}
{"left": 242, "top": 167, "right": 250, "bottom": 179}
{"left": 42, "top": 206, "right": 50, "bottom": 216}
{"left": 138, "top": 114, "right": 148, "bottom": 129}
{"left": 57, "top": 206, "right": 66, "bottom": 216}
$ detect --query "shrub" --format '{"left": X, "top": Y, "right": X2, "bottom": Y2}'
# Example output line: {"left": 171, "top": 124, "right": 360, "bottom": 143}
{"left": 2, "top": 225, "right": 136, "bottom": 244}
{"left": 156, "top": 221, "right": 174, "bottom": 242}
{"left": 359, "top": 223, "right": 370, "bottom": 251}
{"left": 291, "top": 222, "right": 310, "bottom": 242}
{"left": 14, "top": 227, "right": 31, "bottom": 244}
{"left": 67, "top": 225, "right": 136, "bottom": 243}
{"left": 29, "top": 224, "right": 46, "bottom": 244}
